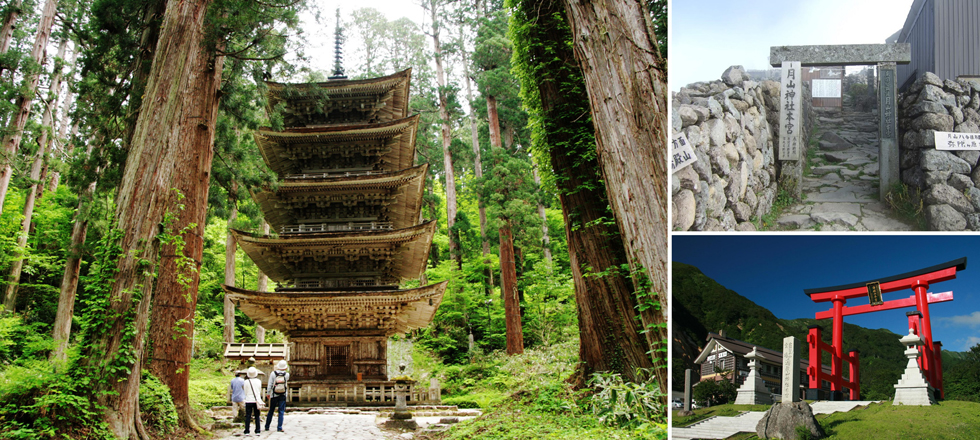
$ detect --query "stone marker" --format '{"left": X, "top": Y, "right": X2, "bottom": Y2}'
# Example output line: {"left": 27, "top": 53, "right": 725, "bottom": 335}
{"left": 429, "top": 377, "right": 442, "bottom": 404}
{"left": 683, "top": 369, "right": 693, "bottom": 413}
{"left": 735, "top": 347, "right": 774, "bottom": 405}
{"left": 879, "top": 62, "right": 899, "bottom": 201}
{"left": 893, "top": 329, "right": 936, "bottom": 406}
{"left": 782, "top": 336, "right": 801, "bottom": 403}
{"left": 778, "top": 61, "right": 803, "bottom": 162}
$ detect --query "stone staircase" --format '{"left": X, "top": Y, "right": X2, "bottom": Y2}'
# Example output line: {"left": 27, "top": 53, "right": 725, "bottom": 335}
{"left": 776, "top": 99, "right": 914, "bottom": 231}
{"left": 671, "top": 401, "right": 878, "bottom": 439}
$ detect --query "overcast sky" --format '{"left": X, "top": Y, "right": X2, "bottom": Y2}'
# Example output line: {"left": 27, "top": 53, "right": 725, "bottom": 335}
{"left": 673, "top": 235, "right": 980, "bottom": 352}
{"left": 670, "top": 0, "right": 916, "bottom": 91}
{"left": 296, "top": 1, "right": 427, "bottom": 77}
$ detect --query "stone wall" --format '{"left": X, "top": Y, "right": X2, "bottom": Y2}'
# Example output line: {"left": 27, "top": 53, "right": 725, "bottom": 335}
{"left": 671, "top": 66, "right": 814, "bottom": 231}
{"left": 898, "top": 72, "right": 980, "bottom": 230}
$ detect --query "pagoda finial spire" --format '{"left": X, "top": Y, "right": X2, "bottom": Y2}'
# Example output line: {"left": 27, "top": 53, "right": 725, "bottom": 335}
{"left": 329, "top": 8, "right": 347, "bottom": 80}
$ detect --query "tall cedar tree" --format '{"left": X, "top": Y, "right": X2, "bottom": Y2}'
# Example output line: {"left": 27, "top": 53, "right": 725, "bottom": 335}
{"left": 0, "top": 0, "right": 56, "bottom": 220}
{"left": 148, "top": 1, "right": 298, "bottom": 429}
{"left": 560, "top": 0, "right": 668, "bottom": 394}
{"left": 76, "top": 0, "right": 224, "bottom": 437}
{"left": 510, "top": 0, "right": 654, "bottom": 385}
{"left": 426, "top": 0, "right": 461, "bottom": 268}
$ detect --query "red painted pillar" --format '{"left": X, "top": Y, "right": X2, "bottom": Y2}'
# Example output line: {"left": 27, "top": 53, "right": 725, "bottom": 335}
{"left": 848, "top": 350, "right": 860, "bottom": 400}
{"left": 832, "top": 297, "right": 845, "bottom": 399}
{"left": 907, "top": 311, "right": 925, "bottom": 372}
{"left": 934, "top": 340, "right": 944, "bottom": 399}
{"left": 912, "top": 279, "right": 935, "bottom": 388}
{"left": 807, "top": 326, "right": 821, "bottom": 396}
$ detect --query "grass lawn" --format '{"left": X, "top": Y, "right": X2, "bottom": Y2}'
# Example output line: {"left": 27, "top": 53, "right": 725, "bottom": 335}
{"left": 674, "top": 400, "right": 980, "bottom": 439}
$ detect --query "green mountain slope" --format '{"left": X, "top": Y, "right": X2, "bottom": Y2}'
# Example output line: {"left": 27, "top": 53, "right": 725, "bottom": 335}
{"left": 672, "top": 262, "right": 908, "bottom": 399}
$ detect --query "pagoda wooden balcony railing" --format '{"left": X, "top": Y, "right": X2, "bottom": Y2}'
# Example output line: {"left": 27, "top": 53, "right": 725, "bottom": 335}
{"left": 293, "top": 278, "right": 381, "bottom": 289}
{"left": 285, "top": 381, "right": 439, "bottom": 404}
{"left": 284, "top": 170, "right": 382, "bottom": 180}
{"left": 280, "top": 222, "right": 393, "bottom": 234}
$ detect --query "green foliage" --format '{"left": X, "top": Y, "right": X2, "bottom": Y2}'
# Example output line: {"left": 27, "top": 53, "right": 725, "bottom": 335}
{"left": 139, "top": 372, "right": 178, "bottom": 435}
{"left": 0, "top": 359, "right": 112, "bottom": 439}
{"left": 884, "top": 183, "right": 926, "bottom": 231}
{"left": 691, "top": 370, "right": 737, "bottom": 406}
{"left": 587, "top": 369, "right": 666, "bottom": 437}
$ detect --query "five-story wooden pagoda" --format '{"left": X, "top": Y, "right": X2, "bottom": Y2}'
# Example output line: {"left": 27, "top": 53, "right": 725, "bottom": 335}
{"left": 224, "top": 68, "right": 446, "bottom": 405}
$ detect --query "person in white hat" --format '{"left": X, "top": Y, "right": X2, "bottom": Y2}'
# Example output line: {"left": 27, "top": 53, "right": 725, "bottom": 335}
{"left": 242, "top": 367, "right": 265, "bottom": 436}
{"left": 265, "top": 360, "right": 290, "bottom": 432}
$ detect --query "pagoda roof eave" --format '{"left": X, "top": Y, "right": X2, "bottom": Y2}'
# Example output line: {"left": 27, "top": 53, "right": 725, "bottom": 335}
{"left": 232, "top": 220, "right": 436, "bottom": 283}
{"left": 265, "top": 68, "right": 412, "bottom": 125}
{"left": 253, "top": 164, "right": 428, "bottom": 232}
{"left": 224, "top": 280, "right": 448, "bottom": 335}
{"left": 253, "top": 115, "right": 421, "bottom": 175}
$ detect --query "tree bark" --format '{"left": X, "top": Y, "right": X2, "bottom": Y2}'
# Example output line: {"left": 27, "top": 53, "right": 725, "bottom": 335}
{"left": 2, "top": 36, "right": 66, "bottom": 312}
{"left": 223, "top": 185, "right": 237, "bottom": 344}
{"left": 498, "top": 223, "right": 523, "bottom": 355}
{"left": 0, "top": 0, "right": 58, "bottom": 216}
{"left": 428, "top": 0, "right": 460, "bottom": 269}
{"left": 514, "top": 0, "right": 654, "bottom": 386}
{"left": 80, "top": 1, "right": 222, "bottom": 438}
{"left": 0, "top": 0, "right": 23, "bottom": 57}
{"left": 560, "top": 0, "right": 667, "bottom": 392}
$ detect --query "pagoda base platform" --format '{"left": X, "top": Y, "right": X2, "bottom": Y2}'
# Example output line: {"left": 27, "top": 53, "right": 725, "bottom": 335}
{"left": 282, "top": 380, "right": 438, "bottom": 406}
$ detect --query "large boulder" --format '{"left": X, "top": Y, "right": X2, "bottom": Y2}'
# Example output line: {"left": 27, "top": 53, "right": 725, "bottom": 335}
{"left": 756, "top": 401, "right": 825, "bottom": 440}
{"left": 721, "top": 65, "right": 749, "bottom": 87}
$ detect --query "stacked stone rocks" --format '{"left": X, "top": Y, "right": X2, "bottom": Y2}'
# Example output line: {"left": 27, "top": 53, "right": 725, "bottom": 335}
{"left": 898, "top": 72, "right": 980, "bottom": 230}
{"left": 671, "top": 66, "right": 812, "bottom": 231}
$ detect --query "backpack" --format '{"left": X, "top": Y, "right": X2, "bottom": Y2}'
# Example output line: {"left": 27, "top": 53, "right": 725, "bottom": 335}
{"left": 273, "top": 371, "right": 287, "bottom": 395}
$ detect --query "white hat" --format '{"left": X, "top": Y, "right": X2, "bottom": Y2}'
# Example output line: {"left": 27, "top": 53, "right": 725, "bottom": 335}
{"left": 276, "top": 360, "right": 288, "bottom": 370}
{"left": 247, "top": 367, "right": 259, "bottom": 378}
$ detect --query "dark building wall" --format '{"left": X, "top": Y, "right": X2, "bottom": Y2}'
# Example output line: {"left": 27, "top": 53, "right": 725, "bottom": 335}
{"left": 898, "top": 0, "right": 980, "bottom": 90}
{"left": 935, "top": 0, "right": 980, "bottom": 81}
{"left": 898, "top": 0, "right": 935, "bottom": 90}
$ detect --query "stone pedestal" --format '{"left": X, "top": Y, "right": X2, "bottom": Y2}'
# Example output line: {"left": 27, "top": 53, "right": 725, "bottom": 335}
{"left": 893, "top": 329, "right": 936, "bottom": 406}
{"left": 736, "top": 347, "right": 773, "bottom": 405}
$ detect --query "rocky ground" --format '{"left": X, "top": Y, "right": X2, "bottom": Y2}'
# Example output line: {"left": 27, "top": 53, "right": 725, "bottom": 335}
{"left": 776, "top": 102, "right": 915, "bottom": 231}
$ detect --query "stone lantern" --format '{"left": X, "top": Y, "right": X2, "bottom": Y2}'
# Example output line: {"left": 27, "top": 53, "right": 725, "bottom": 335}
{"left": 893, "top": 329, "right": 935, "bottom": 406}
{"left": 384, "top": 364, "right": 419, "bottom": 430}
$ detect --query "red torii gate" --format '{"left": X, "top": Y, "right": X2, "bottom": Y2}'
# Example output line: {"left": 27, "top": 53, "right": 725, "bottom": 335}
{"left": 803, "top": 257, "right": 965, "bottom": 401}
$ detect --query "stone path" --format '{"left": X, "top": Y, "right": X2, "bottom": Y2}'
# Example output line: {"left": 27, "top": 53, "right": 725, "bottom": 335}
{"left": 776, "top": 101, "right": 915, "bottom": 231}
{"left": 212, "top": 407, "right": 479, "bottom": 440}
{"left": 671, "top": 400, "right": 879, "bottom": 440}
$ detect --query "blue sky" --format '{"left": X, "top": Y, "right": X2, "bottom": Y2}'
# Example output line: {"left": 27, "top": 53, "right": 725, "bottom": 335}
{"left": 672, "top": 235, "right": 980, "bottom": 352}
{"left": 671, "top": 0, "right": 915, "bottom": 91}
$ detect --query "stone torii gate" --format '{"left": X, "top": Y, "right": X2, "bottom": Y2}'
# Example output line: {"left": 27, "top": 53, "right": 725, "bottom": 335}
{"left": 802, "top": 257, "right": 965, "bottom": 401}
{"left": 770, "top": 44, "right": 911, "bottom": 201}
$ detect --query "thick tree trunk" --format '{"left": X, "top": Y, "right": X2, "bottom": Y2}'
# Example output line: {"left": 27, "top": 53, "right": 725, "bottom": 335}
{"left": 498, "top": 223, "right": 523, "bottom": 355}
{"left": 0, "top": 0, "right": 23, "bottom": 57}
{"left": 429, "top": 0, "right": 460, "bottom": 269}
{"left": 80, "top": 1, "right": 222, "bottom": 438}
{"left": 2, "top": 36, "right": 65, "bottom": 311}
{"left": 0, "top": 0, "right": 58, "bottom": 216}
{"left": 515, "top": 0, "right": 654, "bottom": 386}
{"left": 486, "top": 94, "right": 502, "bottom": 151}
{"left": 223, "top": 188, "right": 237, "bottom": 343}
{"left": 560, "top": 0, "right": 668, "bottom": 387}
{"left": 255, "top": 221, "right": 269, "bottom": 343}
